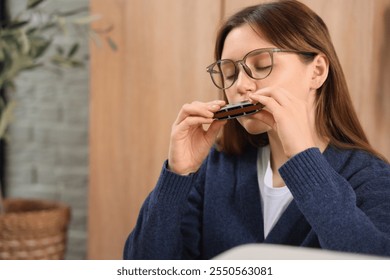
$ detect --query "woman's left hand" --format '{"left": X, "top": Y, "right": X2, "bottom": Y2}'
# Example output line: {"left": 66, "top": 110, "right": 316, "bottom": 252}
{"left": 249, "top": 87, "right": 317, "bottom": 158}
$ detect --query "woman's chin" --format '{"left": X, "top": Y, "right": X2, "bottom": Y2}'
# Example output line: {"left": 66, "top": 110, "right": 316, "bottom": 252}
{"left": 237, "top": 117, "right": 272, "bottom": 135}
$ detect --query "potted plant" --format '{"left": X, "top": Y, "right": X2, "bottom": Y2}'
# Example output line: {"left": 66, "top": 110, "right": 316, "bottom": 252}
{"left": 0, "top": 0, "right": 114, "bottom": 259}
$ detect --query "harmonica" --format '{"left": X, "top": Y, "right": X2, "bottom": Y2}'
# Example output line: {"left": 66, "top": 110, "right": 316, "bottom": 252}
{"left": 214, "top": 101, "right": 264, "bottom": 120}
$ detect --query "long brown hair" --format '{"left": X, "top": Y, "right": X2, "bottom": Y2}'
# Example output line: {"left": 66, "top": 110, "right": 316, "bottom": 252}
{"left": 215, "top": 0, "right": 386, "bottom": 161}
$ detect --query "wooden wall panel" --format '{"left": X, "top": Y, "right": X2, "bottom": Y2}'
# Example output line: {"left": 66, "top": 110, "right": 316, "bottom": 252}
{"left": 370, "top": 0, "right": 390, "bottom": 159}
{"left": 89, "top": 0, "right": 127, "bottom": 260}
{"left": 301, "top": 0, "right": 390, "bottom": 159}
{"left": 89, "top": 0, "right": 389, "bottom": 259}
{"left": 89, "top": 0, "right": 221, "bottom": 259}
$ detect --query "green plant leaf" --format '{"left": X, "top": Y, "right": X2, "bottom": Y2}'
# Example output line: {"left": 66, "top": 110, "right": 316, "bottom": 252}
{"left": 51, "top": 54, "right": 84, "bottom": 68}
{"left": 0, "top": 48, "right": 12, "bottom": 73}
{"left": 27, "top": 0, "right": 46, "bottom": 10}
{"left": 67, "top": 43, "right": 79, "bottom": 58}
{"left": 107, "top": 37, "right": 118, "bottom": 51}
{"left": 56, "top": 7, "right": 89, "bottom": 17}
{"left": 0, "top": 49, "right": 4, "bottom": 62}
{"left": 20, "top": 30, "right": 30, "bottom": 54}
{"left": 0, "top": 0, "right": 116, "bottom": 103}
{"left": 56, "top": 46, "right": 64, "bottom": 55}
{"left": 88, "top": 30, "right": 103, "bottom": 48}
{"left": 0, "top": 100, "right": 16, "bottom": 140}
{"left": 29, "top": 37, "right": 51, "bottom": 59}
{"left": 21, "top": 63, "right": 43, "bottom": 71}
{"left": 69, "top": 60, "right": 83, "bottom": 67}
{"left": 7, "top": 21, "right": 30, "bottom": 29}
{"left": 38, "top": 23, "right": 57, "bottom": 33}
{"left": 26, "top": 27, "right": 38, "bottom": 35}
{"left": 72, "top": 14, "right": 101, "bottom": 25}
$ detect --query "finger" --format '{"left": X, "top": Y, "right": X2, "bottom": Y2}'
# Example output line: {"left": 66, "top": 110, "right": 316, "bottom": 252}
{"left": 249, "top": 87, "right": 291, "bottom": 106}
{"left": 254, "top": 110, "right": 275, "bottom": 128}
{"left": 175, "top": 116, "right": 215, "bottom": 131}
{"left": 176, "top": 102, "right": 212, "bottom": 124}
{"left": 202, "top": 120, "right": 227, "bottom": 143}
{"left": 249, "top": 94, "right": 281, "bottom": 115}
{"left": 175, "top": 100, "right": 225, "bottom": 124}
{"left": 207, "top": 119, "right": 227, "bottom": 135}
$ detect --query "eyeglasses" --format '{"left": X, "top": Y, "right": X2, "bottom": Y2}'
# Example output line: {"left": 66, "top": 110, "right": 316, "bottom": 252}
{"left": 206, "top": 48, "right": 316, "bottom": 89}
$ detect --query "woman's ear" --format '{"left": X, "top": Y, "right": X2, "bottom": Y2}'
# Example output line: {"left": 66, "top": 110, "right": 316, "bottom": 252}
{"left": 310, "top": 53, "right": 329, "bottom": 90}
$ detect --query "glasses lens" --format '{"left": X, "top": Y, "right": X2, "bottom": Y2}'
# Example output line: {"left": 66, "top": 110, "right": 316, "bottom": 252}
{"left": 209, "top": 60, "right": 236, "bottom": 89}
{"left": 245, "top": 50, "right": 273, "bottom": 79}
{"left": 208, "top": 50, "right": 274, "bottom": 89}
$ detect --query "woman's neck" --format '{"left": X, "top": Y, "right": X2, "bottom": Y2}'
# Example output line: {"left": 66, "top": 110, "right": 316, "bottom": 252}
{"left": 267, "top": 131, "right": 329, "bottom": 188}
{"left": 267, "top": 133, "right": 288, "bottom": 187}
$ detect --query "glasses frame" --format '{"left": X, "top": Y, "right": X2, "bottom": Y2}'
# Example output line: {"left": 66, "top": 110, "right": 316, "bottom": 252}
{"left": 206, "top": 48, "right": 316, "bottom": 90}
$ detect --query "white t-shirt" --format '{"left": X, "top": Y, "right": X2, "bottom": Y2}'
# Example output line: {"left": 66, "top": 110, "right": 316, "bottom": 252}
{"left": 257, "top": 146, "right": 293, "bottom": 238}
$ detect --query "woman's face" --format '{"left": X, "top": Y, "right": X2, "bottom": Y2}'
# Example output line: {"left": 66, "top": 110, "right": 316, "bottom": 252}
{"left": 221, "top": 24, "right": 315, "bottom": 135}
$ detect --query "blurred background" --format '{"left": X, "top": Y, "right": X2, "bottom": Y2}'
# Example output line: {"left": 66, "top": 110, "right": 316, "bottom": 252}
{"left": 1, "top": 0, "right": 389, "bottom": 259}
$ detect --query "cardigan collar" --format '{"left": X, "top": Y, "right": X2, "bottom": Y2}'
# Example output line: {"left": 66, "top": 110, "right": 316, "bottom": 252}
{"left": 236, "top": 145, "right": 339, "bottom": 244}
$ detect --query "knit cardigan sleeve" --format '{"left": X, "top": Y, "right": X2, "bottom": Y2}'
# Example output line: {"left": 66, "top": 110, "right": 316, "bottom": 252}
{"left": 123, "top": 161, "right": 202, "bottom": 259}
{"left": 279, "top": 148, "right": 390, "bottom": 257}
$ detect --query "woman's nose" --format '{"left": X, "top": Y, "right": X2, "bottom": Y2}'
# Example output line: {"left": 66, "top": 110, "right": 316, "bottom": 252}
{"left": 235, "top": 65, "right": 256, "bottom": 97}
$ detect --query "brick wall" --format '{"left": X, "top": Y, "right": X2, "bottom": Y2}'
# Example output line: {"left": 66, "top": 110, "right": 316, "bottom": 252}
{"left": 5, "top": 0, "right": 90, "bottom": 259}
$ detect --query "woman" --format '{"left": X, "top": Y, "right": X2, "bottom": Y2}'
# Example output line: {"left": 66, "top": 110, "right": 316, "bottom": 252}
{"left": 124, "top": 0, "right": 390, "bottom": 259}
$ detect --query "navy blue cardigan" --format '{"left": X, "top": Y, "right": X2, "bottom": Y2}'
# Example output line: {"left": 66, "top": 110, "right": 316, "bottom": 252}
{"left": 124, "top": 145, "right": 390, "bottom": 259}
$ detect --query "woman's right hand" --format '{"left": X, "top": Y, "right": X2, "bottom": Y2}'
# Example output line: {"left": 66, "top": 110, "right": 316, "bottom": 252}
{"left": 168, "top": 100, "right": 227, "bottom": 175}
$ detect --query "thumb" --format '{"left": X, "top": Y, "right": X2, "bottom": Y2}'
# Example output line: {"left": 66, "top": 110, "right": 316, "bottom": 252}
{"left": 256, "top": 110, "right": 275, "bottom": 129}
{"left": 205, "top": 120, "right": 227, "bottom": 141}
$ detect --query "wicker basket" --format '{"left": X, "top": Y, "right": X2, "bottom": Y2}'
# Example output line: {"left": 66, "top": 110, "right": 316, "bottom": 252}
{"left": 0, "top": 198, "right": 71, "bottom": 260}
